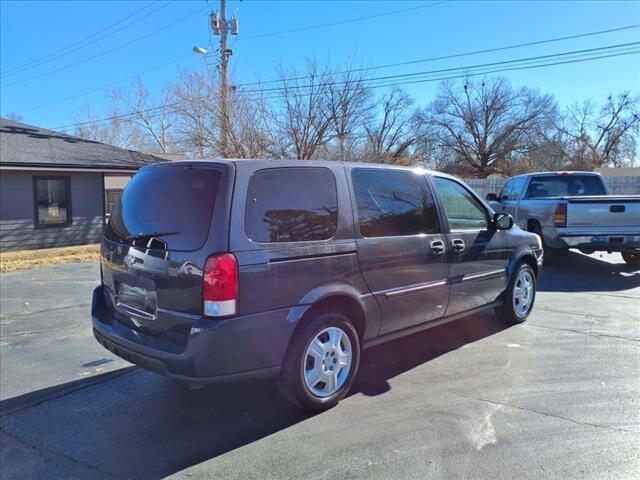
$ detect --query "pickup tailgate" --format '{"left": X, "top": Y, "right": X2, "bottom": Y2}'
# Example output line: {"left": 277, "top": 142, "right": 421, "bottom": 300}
{"left": 567, "top": 196, "right": 640, "bottom": 229}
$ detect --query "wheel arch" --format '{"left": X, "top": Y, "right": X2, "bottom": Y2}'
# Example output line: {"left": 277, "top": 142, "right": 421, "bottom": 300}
{"left": 290, "top": 294, "right": 367, "bottom": 345}
{"left": 508, "top": 248, "right": 540, "bottom": 278}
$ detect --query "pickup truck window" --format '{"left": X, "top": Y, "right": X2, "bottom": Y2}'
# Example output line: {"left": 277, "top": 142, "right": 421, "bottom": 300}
{"left": 526, "top": 175, "right": 607, "bottom": 198}
{"left": 433, "top": 177, "right": 488, "bottom": 230}
{"left": 499, "top": 176, "right": 526, "bottom": 200}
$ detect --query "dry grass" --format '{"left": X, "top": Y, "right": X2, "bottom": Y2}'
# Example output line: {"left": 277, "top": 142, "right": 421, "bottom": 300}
{"left": 0, "top": 244, "right": 100, "bottom": 273}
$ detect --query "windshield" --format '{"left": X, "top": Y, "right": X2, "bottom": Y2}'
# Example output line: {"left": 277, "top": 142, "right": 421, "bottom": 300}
{"left": 526, "top": 175, "right": 607, "bottom": 198}
{"left": 106, "top": 165, "right": 221, "bottom": 251}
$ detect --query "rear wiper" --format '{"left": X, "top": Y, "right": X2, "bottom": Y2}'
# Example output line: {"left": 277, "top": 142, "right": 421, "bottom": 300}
{"left": 126, "top": 231, "right": 180, "bottom": 242}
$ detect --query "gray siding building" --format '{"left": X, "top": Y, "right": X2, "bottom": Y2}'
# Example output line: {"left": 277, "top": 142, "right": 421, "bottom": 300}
{"left": 0, "top": 118, "right": 161, "bottom": 252}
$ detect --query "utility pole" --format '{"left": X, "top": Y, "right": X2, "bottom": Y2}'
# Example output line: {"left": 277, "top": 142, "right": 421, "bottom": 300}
{"left": 209, "top": 0, "right": 238, "bottom": 158}
{"left": 219, "top": 0, "right": 229, "bottom": 157}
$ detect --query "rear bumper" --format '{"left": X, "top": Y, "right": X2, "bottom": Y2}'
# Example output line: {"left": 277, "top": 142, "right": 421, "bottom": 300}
{"left": 557, "top": 234, "right": 640, "bottom": 251}
{"left": 91, "top": 286, "right": 294, "bottom": 383}
{"left": 542, "top": 227, "right": 640, "bottom": 251}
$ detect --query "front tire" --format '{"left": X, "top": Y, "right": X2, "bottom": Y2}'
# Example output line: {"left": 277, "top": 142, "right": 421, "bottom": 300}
{"left": 622, "top": 249, "right": 640, "bottom": 267}
{"left": 497, "top": 262, "right": 537, "bottom": 324}
{"left": 278, "top": 312, "right": 360, "bottom": 411}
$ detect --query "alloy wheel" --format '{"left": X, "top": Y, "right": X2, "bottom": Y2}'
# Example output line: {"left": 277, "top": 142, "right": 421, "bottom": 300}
{"left": 513, "top": 270, "right": 534, "bottom": 316}
{"left": 303, "top": 327, "right": 352, "bottom": 398}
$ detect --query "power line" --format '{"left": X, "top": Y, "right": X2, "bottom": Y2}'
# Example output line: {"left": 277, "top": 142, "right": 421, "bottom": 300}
{"left": 96, "top": 48, "right": 640, "bottom": 128}
{"left": 1, "top": 1, "right": 165, "bottom": 77}
{"left": 235, "top": 24, "right": 640, "bottom": 88}
{"left": 18, "top": 24, "right": 639, "bottom": 113}
{"left": 236, "top": 1, "right": 450, "bottom": 41}
{"left": 1, "top": 1, "right": 447, "bottom": 89}
{"left": 52, "top": 44, "right": 639, "bottom": 131}
{"left": 235, "top": 42, "right": 640, "bottom": 94}
{"left": 0, "top": 6, "right": 209, "bottom": 88}
{"left": 19, "top": 54, "right": 194, "bottom": 113}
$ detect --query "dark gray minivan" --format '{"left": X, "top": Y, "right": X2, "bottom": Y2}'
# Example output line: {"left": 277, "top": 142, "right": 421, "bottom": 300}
{"left": 92, "top": 159, "right": 543, "bottom": 410}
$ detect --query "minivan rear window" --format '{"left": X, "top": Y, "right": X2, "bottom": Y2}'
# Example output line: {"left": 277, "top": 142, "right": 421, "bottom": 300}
{"left": 245, "top": 167, "right": 338, "bottom": 243}
{"left": 106, "top": 165, "right": 221, "bottom": 251}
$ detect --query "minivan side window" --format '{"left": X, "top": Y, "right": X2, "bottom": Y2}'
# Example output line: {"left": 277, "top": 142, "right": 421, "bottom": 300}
{"left": 351, "top": 169, "right": 439, "bottom": 238}
{"left": 433, "top": 177, "right": 488, "bottom": 230}
{"left": 245, "top": 167, "right": 338, "bottom": 243}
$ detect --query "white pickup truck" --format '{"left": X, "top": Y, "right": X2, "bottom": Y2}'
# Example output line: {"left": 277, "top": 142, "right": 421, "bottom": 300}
{"left": 486, "top": 171, "right": 640, "bottom": 266}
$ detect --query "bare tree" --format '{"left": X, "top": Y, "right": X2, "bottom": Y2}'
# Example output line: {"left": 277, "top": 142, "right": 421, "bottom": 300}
{"left": 420, "top": 77, "right": 556, "bottom": 177}
{"left": 325, "top": 61, "right": 372, "bottom": 160}
{"left": 5, "top": 112, "right": 24, "bottom": 122}
{"left": 364, "top": 87, "right": 416, "bottom": 164}
{"left": 171, "top": 68, "right": 275, "bottom": 159}
{"left": 271, "top": 59, "right": 335, "bottom": 160}
{"left": 73, "top": 104, "right": 150, "bottom": 150}
{"left": 111, "top": 78, "right": 176, "bottom": 153}
{"left": 557, "top": 93, "right": 639, "bottom": 169}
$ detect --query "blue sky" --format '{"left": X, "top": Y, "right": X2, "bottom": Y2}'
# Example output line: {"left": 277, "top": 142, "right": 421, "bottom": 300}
{"left": 1, "top": 0, "right": 639, "bottom": 132}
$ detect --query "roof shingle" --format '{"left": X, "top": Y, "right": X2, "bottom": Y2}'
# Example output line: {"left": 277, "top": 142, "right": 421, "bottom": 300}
{"left": 0, "top": 118, "right": 163, "bottom": 170}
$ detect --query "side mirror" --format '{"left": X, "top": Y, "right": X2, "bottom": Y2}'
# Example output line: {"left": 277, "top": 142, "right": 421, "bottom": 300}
{"left": 493, "top": 212, "right": 514, "bottom": 230}
{"left": 486, "top": 192, "right": 498, "bottom": 202}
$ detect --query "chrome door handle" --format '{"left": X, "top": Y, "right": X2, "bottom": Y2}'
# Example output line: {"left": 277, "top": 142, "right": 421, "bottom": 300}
{"left": 430, "top": 240, "right": 445, "bottom": 255}
{"left": 451, "top": 239, "right": 466, "bottom": 252}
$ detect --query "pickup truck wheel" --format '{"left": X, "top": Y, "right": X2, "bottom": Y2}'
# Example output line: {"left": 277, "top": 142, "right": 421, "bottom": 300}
{"left": 277, "top": 312, "right": 360, "bottom": 411}
{"left": 622, "top": 249, "right": 640, "bottom": 267}
{"left": 496, "top": 262, "right": 537, "bottom": 324}
{"left": 530, "top": 224, "right": 565, "bottom": 263}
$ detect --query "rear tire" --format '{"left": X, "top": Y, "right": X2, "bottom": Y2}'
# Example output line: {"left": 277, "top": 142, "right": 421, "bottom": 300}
{"left": 622, "top": 249, "right": 640, "bottom": 267}
{"left": 496, "top": 262, "right": 537, "bottom": 324}
{"left": 277, "top": 312, "right": 360, "bottom": 411}
{"left": 530, "top": 223, "right": 565, "bottom": 263}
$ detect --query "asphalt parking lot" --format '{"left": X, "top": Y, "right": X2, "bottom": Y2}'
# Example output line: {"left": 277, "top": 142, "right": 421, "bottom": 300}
{"left": 1, "top": 252, "right": 639, "bottom": 479}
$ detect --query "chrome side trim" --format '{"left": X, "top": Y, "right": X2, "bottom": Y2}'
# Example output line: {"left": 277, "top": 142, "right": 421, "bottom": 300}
{"left": 157, "top": 308, "right": 201, "bottom": 321}
{"left": 116, "top": 302, "right": 156, "bottom": 321}
{"left": 461, "top": 269, "right": 506, "bottom": 282}
{"left": 383, "top": 279, "right": 448, "bottom": 298}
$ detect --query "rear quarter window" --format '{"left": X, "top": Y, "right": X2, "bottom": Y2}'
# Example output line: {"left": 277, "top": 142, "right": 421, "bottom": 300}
{"left": 245, "top": 167, "right": 338, "bottom": 243}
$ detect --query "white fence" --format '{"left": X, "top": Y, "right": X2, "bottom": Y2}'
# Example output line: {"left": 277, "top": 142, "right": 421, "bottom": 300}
{"left": 463, "top": 176, "right": 640, "bottom": 198}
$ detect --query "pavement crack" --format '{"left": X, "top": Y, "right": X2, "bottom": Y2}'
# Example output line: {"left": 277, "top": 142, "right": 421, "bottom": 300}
{"left": 529, "top": 324, "right": 640, "bottom": 345}
{"left": 0, "top": 303, "right": 91, "bottom": 321}
{"left": 0, "top": 368, "right": 140, "bottom": 418}
{"left": 0, "top": 330, "right": 43, "bottom": 338}
{"left": 449, "top": 391, "right": 639, "bottom": 435}
{"left": 535, "top": 307, "right": 610, "bottom": 320}
{"left": 1, "top": 429, "right": 122, "bottom": 479}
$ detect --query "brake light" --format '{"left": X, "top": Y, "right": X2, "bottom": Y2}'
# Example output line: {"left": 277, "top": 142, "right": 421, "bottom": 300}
{"left": 553, "top": 203, "right": 567, "bottom": 227}
{"left": 203, "top": 253, "right": 239, "bottom": 317}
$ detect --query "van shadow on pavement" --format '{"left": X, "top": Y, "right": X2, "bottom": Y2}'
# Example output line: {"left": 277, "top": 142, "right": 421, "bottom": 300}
{"left": 537, "top": 250, "right": 640, "bottom": 293}
{"left": 0, "top": 311, "right": 507, "bottom": 479}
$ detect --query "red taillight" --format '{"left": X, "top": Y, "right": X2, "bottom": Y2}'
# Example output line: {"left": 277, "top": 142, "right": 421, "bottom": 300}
{"left": 203, "top": 253, "right": 239, "bottom": 317}
{"left": 553, "top": 203, "right": 567, "bottom": 227}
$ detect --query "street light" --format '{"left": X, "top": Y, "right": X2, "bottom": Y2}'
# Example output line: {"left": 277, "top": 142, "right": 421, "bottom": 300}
{"left": 192, "top": 46, "right": 208, "bottom": 55}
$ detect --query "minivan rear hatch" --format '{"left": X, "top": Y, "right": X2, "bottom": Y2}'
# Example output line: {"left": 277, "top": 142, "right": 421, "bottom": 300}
{"left": 100, "top": 162, "right": 231, "bottom": 349}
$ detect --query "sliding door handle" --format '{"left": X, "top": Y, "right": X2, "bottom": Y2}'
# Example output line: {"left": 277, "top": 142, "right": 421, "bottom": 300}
{"left": 451, "top": 239, "right": 466, "bottom": 252}
{"left": 430, "top": 240, "right": 445, "bottom": 255}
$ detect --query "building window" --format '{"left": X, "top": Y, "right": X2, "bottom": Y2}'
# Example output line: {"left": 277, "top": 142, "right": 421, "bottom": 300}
{"left": 104, "top": 189, "right": 122, "bottom": 217}
{"left": 33, "top": 176, "right": 72, "bottom": 227}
